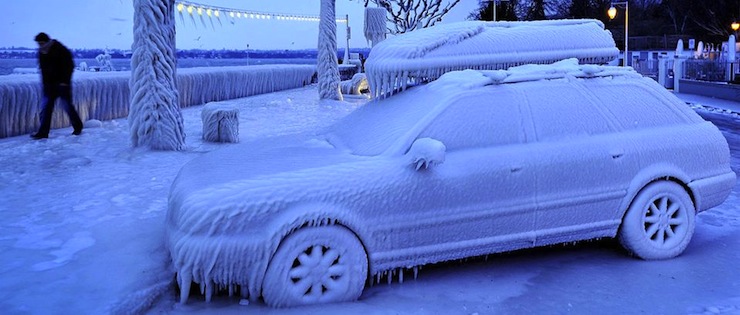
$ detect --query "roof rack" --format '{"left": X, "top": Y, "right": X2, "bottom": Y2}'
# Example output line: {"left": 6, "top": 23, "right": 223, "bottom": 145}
{"left": 485, "top": 58, "right": 640, "bottom": 84}
{"left": 428, "top": 59, "right": 640, "bottom": 90}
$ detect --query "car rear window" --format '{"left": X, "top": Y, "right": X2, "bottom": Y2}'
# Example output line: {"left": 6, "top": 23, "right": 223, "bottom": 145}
{"left": 589, "top": 82, "right": 692, "bottom": 129}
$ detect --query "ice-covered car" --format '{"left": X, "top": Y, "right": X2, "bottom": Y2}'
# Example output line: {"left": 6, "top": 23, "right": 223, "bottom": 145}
{"left": 167, "top": 59, "right": 735, "bottom": 307}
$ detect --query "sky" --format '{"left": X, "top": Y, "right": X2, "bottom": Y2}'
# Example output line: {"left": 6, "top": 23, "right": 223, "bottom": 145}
{"left": 1, "top": 0, "right": 480, "bottom": 50}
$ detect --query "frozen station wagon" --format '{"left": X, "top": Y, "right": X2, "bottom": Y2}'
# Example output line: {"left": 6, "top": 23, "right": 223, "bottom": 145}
{"left": 167, "top": 59, "right": 735, "bottom": 307}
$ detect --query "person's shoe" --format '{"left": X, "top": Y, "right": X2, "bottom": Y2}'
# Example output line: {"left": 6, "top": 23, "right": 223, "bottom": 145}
{"left": 30, "top": 133, "right": 48, "bottom": 140}
{"left": 72, "top": 128, "right": 82, "bottom": 136}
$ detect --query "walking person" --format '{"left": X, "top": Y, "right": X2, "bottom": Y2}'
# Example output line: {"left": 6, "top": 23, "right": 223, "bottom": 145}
{"left": 31, "top": 32, "right": 83, "bottom": 139}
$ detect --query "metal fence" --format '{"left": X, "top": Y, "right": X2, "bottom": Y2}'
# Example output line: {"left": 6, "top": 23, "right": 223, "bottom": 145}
{"left": 631, "top": 58, "right": 660, "bottom": 80}
{"left": 681, "top": 59, "right": 738, "bottom": 83}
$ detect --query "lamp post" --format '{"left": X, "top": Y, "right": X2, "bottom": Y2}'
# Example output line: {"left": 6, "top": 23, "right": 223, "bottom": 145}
{"left": 608, "top": 1, "right": 629, "bottom": 66}
{"left": 731, "top": 22, "right": 738, "bottom": 82}
{"left": 487, "top": 0, "right": 510, "bottom": 22}
{"left": 343, "top": 14, "right": 350, "bottom": 65}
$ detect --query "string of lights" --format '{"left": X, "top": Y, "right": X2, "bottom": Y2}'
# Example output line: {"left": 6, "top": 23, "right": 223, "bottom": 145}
{"left": 175, "top": 0, "right": 348, "bottom": 23}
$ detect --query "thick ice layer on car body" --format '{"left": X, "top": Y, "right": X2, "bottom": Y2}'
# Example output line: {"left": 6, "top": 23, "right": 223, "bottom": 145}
{"left": 167, "top": 62, "right": 735, "bottom": 303}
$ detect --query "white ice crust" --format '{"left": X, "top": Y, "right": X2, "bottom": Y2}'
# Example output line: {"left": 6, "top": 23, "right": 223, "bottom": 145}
{"left": 167, "top": 60, "right": 734, "bottom": 304}
{"left": 364, "top": 7, "right": 387, "bottom": 46}
{"left": 201, "top": 103, "right": 239, "bottom": 143}
{"left": 365, "top": 19, "right": 619, "bottom": 97}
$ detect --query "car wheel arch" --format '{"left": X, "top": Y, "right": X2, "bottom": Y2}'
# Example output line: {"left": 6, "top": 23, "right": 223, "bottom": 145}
{"left": 616, "top": 178, "right": 697, "bottom": 259}
{"left": 259, "top": 206, "right": 372, "bottom": 297}
{"left": 618, "top": 173, "right": 697, "bottom": 229}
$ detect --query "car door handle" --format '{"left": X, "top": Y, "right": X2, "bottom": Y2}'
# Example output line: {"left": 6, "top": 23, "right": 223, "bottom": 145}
{"left": 510, "top": 165, "right": 522, "bottom": 172}
{"left": 610, "top": 149, "right": 624, "bottom": 159}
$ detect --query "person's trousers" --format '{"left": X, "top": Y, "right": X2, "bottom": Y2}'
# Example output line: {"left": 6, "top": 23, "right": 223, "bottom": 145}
{"left": 37, "top": 84, "right": 83, "bottom": 136}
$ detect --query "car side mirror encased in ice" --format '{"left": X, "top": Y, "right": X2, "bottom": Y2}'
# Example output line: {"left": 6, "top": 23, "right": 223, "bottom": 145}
{"left": 406, "top": 138, "right": 446, "bottom": 170}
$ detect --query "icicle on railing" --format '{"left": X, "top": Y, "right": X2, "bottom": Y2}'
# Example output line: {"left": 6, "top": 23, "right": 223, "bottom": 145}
{"left": 0, "top": 65, "right": 316, "bottom": 139}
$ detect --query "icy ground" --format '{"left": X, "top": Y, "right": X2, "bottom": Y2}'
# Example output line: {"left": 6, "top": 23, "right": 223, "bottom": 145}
{"left": 0, "top": 85, "right": 739, "bottom": 315}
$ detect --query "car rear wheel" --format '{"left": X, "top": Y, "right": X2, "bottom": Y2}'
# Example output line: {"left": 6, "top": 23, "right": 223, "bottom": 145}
{"left": 262, "top": 225, "right": 368, "bottom": 307}
{"left": 618, "top": 181, "right": 695, "bottom": 260}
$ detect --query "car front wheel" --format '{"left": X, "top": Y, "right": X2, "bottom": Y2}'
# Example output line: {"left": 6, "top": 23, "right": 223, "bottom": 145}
{"left": 262, "top": 225, "right": 368, "bottom": 307}
{"left": 618, "top": 181, "right": 696, "bottom": 260}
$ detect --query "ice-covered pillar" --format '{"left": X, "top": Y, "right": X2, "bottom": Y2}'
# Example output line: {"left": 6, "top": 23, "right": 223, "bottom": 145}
{"left": 727, "top": 35, "right": 736, "bottom": 82}
{"left": 129, "top": 0, "right": 186, "bottom": 150}
{"left": 673, "top": 56, "right": 686, "bottom": 93}
{"left": 364, "top": 7, "right": 386, "bottom": 47}
{"left": 658, "top": 55, "right": 668, "bottom": 87}
{"left": 695, "top": 41, "right": 704, "bottom": 59}
{"left": 317, "top": 0, "right": 343, "bottom": 100}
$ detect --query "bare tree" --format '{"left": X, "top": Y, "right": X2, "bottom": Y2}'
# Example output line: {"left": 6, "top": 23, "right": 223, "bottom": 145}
{"left": 362, "top": 0, "right": 462, "bottom": 34}
{"left": 317, "top": 0, "right": 342, "bottom": 100}
{"left": 631, "top": 0, "right": 661, "bottom": 11}
{"left": 521, "top": 0, "right": 549, "bottom": 20}
{"left": 661, "top": 0, "right": 690, "bottom": 34}
{"left": 129, "top": 0, "right": 186, "bottom": 150}
{"left": 687, "top": 0, "right": 740, "bottom": 38}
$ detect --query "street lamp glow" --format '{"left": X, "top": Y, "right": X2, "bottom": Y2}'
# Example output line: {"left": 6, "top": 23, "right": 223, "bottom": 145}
{"left": 608, "top": 6, "right": 617, "bottom": 20}
{"left": 732, "top": 22, "right": 740, "bottom": 31}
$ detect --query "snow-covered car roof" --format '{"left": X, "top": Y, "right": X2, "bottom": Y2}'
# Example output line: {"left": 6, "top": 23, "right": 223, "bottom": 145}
{"left": 365, "top": 19, "right": 619, "bottom": 98}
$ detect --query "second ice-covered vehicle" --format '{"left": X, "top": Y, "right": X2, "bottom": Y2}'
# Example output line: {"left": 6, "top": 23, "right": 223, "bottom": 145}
{"left": 166, "top": 60, "right": 735, "bottom": 307}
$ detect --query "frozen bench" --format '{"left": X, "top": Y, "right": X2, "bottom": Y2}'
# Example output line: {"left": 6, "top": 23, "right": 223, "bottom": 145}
{"left": 201, "top": 103, "right": 239, "bottom": 143}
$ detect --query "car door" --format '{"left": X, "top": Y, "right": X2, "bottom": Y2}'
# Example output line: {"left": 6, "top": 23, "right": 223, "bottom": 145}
{"left": 375, "top": 88, "right": 539, "bottom": 262}
{"left": 520, "top": 82, "right": 638, "bottom": 245}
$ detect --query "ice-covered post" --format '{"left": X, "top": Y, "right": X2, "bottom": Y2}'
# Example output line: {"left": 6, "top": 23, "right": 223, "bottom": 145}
{"left": 364, "top": 7, "right": 386, "bottom": 47}
{"left": 318, "top": 0, "right": 343, "bottom": 100}
{"left": 727, "top": 35, "right": 736, "bottom": 82}
{"left": 674, "top": 47, "right": 687, "bottom": 93}
{"left": 129, "top": 0, "right": 186, "bottom": 150}
{"left": 342, "top": 14, "right": 351, "bottom": 65}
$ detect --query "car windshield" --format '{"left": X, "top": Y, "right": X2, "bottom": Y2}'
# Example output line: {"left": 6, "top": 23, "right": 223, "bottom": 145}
{"left": 326, "top": 86, "right": 435, "bottom": 156}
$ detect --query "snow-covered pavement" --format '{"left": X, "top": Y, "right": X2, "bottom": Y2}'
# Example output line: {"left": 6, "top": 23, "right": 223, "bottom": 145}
{"left": 1, "top": 84, "right": 739, "bottom": 315}
{"left": 676, "top": 93, "right": 740, "bottom": 113}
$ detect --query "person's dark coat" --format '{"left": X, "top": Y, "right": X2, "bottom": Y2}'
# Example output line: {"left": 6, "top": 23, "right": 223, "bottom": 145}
{"left": 38, "top": 40, "right": 74, "bottom": 92}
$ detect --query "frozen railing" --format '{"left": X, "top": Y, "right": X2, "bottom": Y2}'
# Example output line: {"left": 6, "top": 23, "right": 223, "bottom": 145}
{"left": 0, "top": 65, "right": 316, "bottom": 138}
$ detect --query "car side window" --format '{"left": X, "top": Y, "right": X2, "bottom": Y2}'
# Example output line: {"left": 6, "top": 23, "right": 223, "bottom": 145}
{"left": 524, "top": 82, "right": 612, "bottom": 141}
{"left": 418, "top": 89, "right": 524, "bottom": 151}
{"left": 591, "top": 83, "right": 688, "bottom": 129}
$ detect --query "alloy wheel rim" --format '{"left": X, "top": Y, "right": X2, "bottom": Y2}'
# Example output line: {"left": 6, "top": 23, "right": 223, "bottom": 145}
{"left": 642, "top": 195, "right": 687, "bottom": 247}
{"left": 288, "top": 245, "right": 347, "bottom": 301}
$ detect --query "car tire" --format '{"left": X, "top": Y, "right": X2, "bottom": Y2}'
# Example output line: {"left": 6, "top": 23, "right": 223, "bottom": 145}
{"left": 618, "top": 181, "right": 695, "bottom": 260}
{"left": 262, "top": 225, "right": 368, "bottom": 307}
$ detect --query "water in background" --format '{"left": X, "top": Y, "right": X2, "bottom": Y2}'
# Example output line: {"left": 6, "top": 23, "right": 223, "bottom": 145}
{"left": 0, "top": 58, "right": 316, "bottom": 75}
